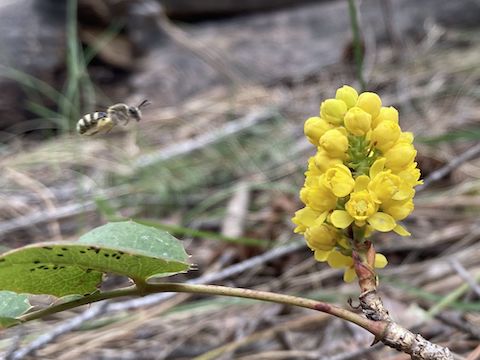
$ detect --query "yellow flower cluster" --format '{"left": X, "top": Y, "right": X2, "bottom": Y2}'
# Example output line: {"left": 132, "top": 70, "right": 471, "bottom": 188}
{"left": 293, "top": 85, "right": 422, "bottom": 282}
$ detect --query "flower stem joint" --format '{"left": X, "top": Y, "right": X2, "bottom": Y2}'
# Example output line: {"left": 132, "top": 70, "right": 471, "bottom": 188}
{"left": 293, "top": 85, "right": 422, "bottom": 282}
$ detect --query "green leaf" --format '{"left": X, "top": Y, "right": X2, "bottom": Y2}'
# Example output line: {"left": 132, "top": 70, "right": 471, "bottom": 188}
{"left": 78, "top": 221, "right": 190, "bottom": 265}
{"left": 0, "top": 221, "right": 190, "bottom": 297}
{"left": 0, "top": 291, "right": 31, "bottom": 327}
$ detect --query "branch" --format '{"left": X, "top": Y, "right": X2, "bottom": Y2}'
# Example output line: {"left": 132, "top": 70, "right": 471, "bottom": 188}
{"left": 18, "top": 283, "right": 385, "bottom": 338}
{"left": 352, "top": 244, "right": 453, "bottom": 360}
{"left": 16, "top": 282, "right": 454, "bottom": 358}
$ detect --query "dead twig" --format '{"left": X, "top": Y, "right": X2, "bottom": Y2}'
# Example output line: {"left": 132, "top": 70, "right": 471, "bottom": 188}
{"left": 221, "top": 181, "right": 250, "bottom": 239}
{"left": 5, "top": 168, "right": 62, "bottom": 241}
{"left": 9, "top": 302, "right": 108, "bottom": 360}
{"left": 134, "top": 109, "right": 277, "bottom": 169}
{"left": 418, "top": 143, "right": 480, "bottom": 191}
{"left": 449, "top": 259, "right": 480, "bottom": 297}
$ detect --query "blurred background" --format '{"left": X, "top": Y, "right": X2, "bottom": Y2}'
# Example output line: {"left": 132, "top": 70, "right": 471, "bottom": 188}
{"left": 1, "top": 0, "right": 480, "bottom": 359}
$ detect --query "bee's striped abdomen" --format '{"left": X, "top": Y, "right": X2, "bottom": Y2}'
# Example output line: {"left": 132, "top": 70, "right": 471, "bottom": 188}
{"left": 77, "top": 111, "right": 107, "bottom": 135}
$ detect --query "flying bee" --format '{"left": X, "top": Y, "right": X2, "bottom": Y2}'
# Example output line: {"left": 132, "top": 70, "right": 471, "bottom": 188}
{"left": 77, "top": 99, "right": 150, "bottom": 135}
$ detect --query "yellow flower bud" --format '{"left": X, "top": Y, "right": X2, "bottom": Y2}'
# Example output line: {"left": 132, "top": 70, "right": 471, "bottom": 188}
{"left": 398, "top": 131, "right": 414, "bottom": 144}
{"left": 292, "top": 206, "right": 323, "bottom": 233}
{"left": 372, "top": 106, "right": 398, "bottom": 129}
{"left": 319, "top": 128, "right": 349, "bottom": 158}
{"left": 382, "top": 198, "right": 414, "bottom": 220}
{"left": 371, "top": 120, "right": 401, "bottom": 153}
{"left": 305, "top": 223, "right": 338, "bottom": 251}
{"left": 304, "top": 158, "right": 322, "bottom": 186}
{"left": 302, "top": 177, "right": 338, "bottom": 212}
{"left": 384, "top": 142, "right": 417, "bottom": 171}
{"left": 299, "top": 186, "right": 310, "bottom": 204}
{"left": 320, "top": 99, "right": 347, "bottom": 125}
{"left": 314, "top": 149, "right": 343, "bottom": 172}
{"left": 323, "top": 164, "right": 355, "bottom": 197}
{"left": 304, "top": 117, "right": 332, "bottom": 146}
{"left": 356, "top": 92, "right": 382, "bottom": 118}
{"left": 397, "top": 162, "right": 423, "bottom": 187}
{"left": 344, "top": 107, "right": 372, "bottom": 136}
{"left": 335, "top": 85, "right": 358, "bottom": 109}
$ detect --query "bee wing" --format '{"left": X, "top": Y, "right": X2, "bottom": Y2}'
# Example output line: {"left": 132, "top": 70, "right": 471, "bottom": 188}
{"left": 108, "top": 111, "right": 122, "bottom": 125}
{"left": 108, "top": 105, "right": 130, "bottom": 125}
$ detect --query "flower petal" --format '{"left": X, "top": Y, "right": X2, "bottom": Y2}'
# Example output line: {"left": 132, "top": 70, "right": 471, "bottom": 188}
{"left": 369, "top": 158, "right": 386, "bottom": 179}
{"left": 344, "top": 267, "right": 357, "bottom": 282}
{"left": 354, "top": 175, "right": 370, "bottom": 192}
{"left": 314, "top": 250, "right": 331, "bottom": 262}
{"left": 374, "top": 253, "right": 388, "bottom": 268}
{"left": 330, "top": 210, "right": 354, "bottom": 229}
{"left": 367, "top": 212, "right": 396, "bottom": 232}
{"left": 327, "top": 251, "right": 353, "bottom": 268}
{"left": 393, "top": 224, "right": 411, "bottom": 236}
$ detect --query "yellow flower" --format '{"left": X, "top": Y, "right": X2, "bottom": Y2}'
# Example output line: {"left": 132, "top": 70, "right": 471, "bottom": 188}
{"left": 320, "top": 99, "right": 347, "bottom": 125}
{"left": 372, "top": 106, "right": 398, "bottom": 129}
{"left": 314, "top": 149, "right": 343, "bottom": 172}
{"left": 304, "top": 117, "right": 332, "bottom": 146}
{"left": 369, "top": 170, "right": 414, "bottom": 203}
{"left": 398, "top": 131, "right": 414, "bottom": 144}
{"left": 382, "top": 198, "right": 414, "bottom": 221}
{"left": 327, "top": 250, "right": 388, "bottom": 282}
{"left": 323, "top": 164, "right": 355, "bottom": 197}
{"left": 305, "top": 223, "right": 339, "bottom": 260}
{"left": 292, "top": 206, "right": 327, "bottom": 234}
{"left": 344, "top": 107, "right": 372, "bottom": 136}
{"left": 319, "top": 128, "right": 349, "bottom": 158}
{"left": 345, "top": 189, "right": 378, "bottom": 224}
{"left": 335, "top": 85, "right": 358, "bottom": 109}
{"left": 331, "top": 175, "right": 396, "bottom": 232}
{"left": 371, "top": 120, "right": 401, "bottom": 153}
{"left": 356, "top": 92, "right": 382, "bottom": 118}
{"left": 397, "top": 162, "right": 423, "bottom": 187}
{"left": 384, "top": 141, "right": 417, "bottom": 171}
{"left": 302, "top": 177, "right": 338, "bottom": 212}
{"left": 304, "top": 157, "right": 323, "bottom": 186}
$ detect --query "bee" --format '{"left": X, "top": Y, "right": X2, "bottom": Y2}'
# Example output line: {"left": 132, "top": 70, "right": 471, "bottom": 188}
{"left": 77, "top": 100, "right": 150, "bottom": 135}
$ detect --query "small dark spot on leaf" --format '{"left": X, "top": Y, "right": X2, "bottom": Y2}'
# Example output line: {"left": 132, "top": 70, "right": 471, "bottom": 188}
{"left": 94, "top": 249, "right": 100, "bottom": 254}
{"left": 33, "top": 260, "right": 41, "bottom": 264}
{"left": 57, "top": 254, "right": 64, "bottom": 257}
{"left": 43, "top": 267, "right": 50, "bottom": 270}
{"left": 43, "top": 246, "right": 53, "bottom": 250}
{"left": 118, "top": 251, "right": 125, "bottom": 255}
{"left": 86, "top": 268, "right": 93, "bottom": 273}
{"left": 30, "top": 268, "right": 36, "bottom": 272}
{"left": 104, "top": 254, "right": 110, "bottom": 258}
{"left": 80, "top": 250, "right": 86, "bottom": 254}
{"left": 59, "top": 266, "right": 65, "bottom": 269}
{"left": 61, "top": 248, "right": 68, "bottom": 251}
{"left": 111, "top": 253, "right": 117, "bottom": 257}
{"left": 115, "top": 256, "right": 121, "bottom": 260}
{"left": 0, "top": 258, "right": 5, "bottom": 262}
{"left": 38, "top": 265, "right": 46, "bottom": 269}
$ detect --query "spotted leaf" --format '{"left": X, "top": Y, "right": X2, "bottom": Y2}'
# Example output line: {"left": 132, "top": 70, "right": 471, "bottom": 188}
{"left": 0, "top": 221, "right": 190, "bottom": 297}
